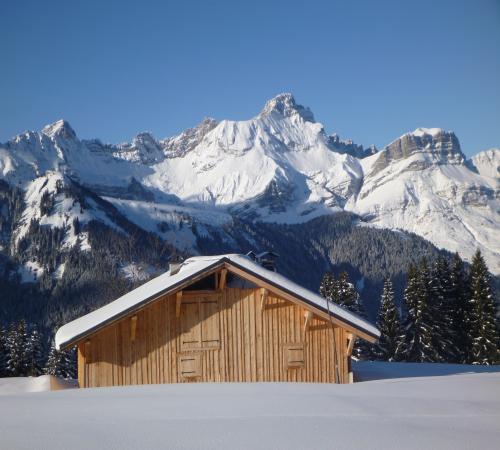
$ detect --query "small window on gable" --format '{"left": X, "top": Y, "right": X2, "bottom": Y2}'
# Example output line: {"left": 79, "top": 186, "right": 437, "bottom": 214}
{"left": 284, "top": 343, "right": 305, "bottom": 369}
{"left": 178, "top": 353, "right": 201, "bottom": 379}
{"left": 180, "top": 295, "right": 221, "bottom": 351}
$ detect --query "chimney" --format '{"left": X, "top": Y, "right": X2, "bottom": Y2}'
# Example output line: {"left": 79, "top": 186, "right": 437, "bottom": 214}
{"left": 256, "top": 251, "right": 279, "bottom": 272}
{"left": 246, "top": 251, "right": 257, "bottom": 261}
{"left": 169, "top": 254, "right": 183, "bottom": 276}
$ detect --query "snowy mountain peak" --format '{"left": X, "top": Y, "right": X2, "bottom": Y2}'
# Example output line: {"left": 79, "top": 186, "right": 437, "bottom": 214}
{"left": 161, "top": 117, "right": 219, "bottom": 158}
{"left": 259, "top": 93, "right": 315, "bottom": 122}
{"left": 372, "top": 127, "right": 465, "bottom": 173}
{"left": 0, "top": 98, "right": 498, "bottom": 274}
{"left": 412, "top": 127, "right": 444, "bottom": 138}
{"left": 471, "top": 148, "right": 500, "bottom": 181}
{"left": 114, "top": 131, "right": 164, "bottom": 164}
{"left": 41, "top": 120, "right": 76, "bottom": 140}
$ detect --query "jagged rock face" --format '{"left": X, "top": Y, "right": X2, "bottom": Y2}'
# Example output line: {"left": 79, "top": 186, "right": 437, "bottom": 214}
{"left": 327, "top": 133, "right": 377, "bottom": 158}
{"left": 471, "top": 149, "right": 500, "bottom": 182}
{"left": 371, "top": 128, "right": 464, "bottom": 175}
{"left": 0, "top": 94, "right": 498, "bottom": 273}
{"left": 41, "top": 119, "right": 77, "bottom": 140}
{"left": 161, "top": 118, "right": 218, "bottom": 158}
{"left": 114, "top": 132, "right": 165, "bottom": 164}
{"left": 259, "top": 93, "right": 315, "bottom": 122}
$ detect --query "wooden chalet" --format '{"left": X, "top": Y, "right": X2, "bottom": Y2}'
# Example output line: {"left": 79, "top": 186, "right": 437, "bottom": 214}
{"left": 55, "top": 254, "right": 379, "bottom": 387}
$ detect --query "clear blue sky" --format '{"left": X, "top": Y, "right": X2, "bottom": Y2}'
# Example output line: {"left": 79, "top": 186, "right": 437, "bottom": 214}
{"left": 1, "top": 0, "right": 499, "bottom": 156}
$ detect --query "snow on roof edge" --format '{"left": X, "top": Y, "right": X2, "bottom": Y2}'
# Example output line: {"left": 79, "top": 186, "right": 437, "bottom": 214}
{"left": 55, "top": 254, "right": 379, "bottom": 349}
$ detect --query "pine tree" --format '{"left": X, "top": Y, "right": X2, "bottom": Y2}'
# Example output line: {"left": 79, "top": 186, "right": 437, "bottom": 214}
{"left": 352, "top": 298, "right": 373, "bottom": 360}
{"left": 334, "top": 272, "right": 371, "bottom": 359}
{"left": 449, "top": 253, "right": 470, "bottom": 363}
{"left": 398, "top": 262, "right": 438, "bottom": 362}
{"left": 319, "top": 272, "right": 336, "bottom": 303}
{"left": 6, "top": 320, "right": 30, "bottom": 376}
{"left": 45, "top": 345, "right": 77, "bottom": 379}
{"left": 428, "top": 256, "right": 456, "bottom": 362}
{"left": 373, "top": 279, "right": 402, "bottom": 361}
{"left": 44, "top": 345, "right": 60, "bottom": 376}
{"left": 468, "top": 250, "right": 499, "bottom": 365}
{"left": 336, "top": 271, "right": 362, "bottom": 313}
{"left": 25, "top": 327, "right": 43, "bottom": 376}
{"left": 0, "top": 326, "right": 8, "bottom": 377}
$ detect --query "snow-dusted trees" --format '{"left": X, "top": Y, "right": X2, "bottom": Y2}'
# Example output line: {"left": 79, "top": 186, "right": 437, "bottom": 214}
{"left": 45, "top": 345, "right": 76, "bottom": 379}
{"left": 5, "top": 320, "right": 30, "bottom": 376}
{"left": 428, "top": 256, "right": 457, "bottom": 362}
{"left": 449, "top": 253, "right": 470, "bottom": 363}
{"left": 373, "top": 279, "right": 402, "bottom": 361}
{"left": 319, "top": 272, "right": 336, "bottom": 303}
{"left": 398, "top": 263, "right": 438, "bottom": 362}
{"left": 323, "top": 250, "right": 498, "bottom": 365}
{"left": 320, "top": 271, "right": 366, "bottom": 315}
{"left": 320, "top": 271, "right": 371, "bottom": 359}
{"left": 25, "top": 328, "right": 43, "bottom": 376}
{"left": 1, "top": 321, "right": 44, "bottom": 377}
{"left": 468, "top": 250, "right": 499, "bottom": 365}
{"left": 0, "top": 325, "right": 8, "bottom": 377}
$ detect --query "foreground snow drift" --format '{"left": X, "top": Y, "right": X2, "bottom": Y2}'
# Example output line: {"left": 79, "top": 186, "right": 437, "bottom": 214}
{"left": 0, "top": 375, "right": 77, "bottom": 396}
{"left": 1, "top": 370, "right": 499, "bottom": 450}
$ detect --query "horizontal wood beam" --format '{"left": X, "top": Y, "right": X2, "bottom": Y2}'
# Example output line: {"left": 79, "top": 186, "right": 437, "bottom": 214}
{"left": 181, "top": 290, "right": 222, "bottom": 298}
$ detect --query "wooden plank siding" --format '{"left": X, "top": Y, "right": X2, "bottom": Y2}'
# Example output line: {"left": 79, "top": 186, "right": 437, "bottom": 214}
{"left": 77, "top": 287, "right": 351, "bottom": 387}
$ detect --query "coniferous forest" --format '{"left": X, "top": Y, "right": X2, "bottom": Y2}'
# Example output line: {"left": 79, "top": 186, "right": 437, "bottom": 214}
{"left": 320, "top": 250, "right": 500, "bottom": 365}
{"left": 0, "top": 177, "right": 499, "bottom": 377}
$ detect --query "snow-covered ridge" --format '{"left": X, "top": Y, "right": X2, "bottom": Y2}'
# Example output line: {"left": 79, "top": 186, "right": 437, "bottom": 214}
{"left": 0, "top": 94, "right": 498, "bottom": 273}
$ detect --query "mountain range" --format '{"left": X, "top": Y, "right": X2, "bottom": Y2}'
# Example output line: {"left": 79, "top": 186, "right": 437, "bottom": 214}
{"left": 0, "top": 93, "right": 498, "bottom": 329}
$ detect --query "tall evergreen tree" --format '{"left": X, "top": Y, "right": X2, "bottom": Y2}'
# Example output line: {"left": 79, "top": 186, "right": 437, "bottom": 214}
{"left": 6, "top": 320, "right": 30, "bottom": 376}
{"left": 0, "top": 325, "right": 7, "bottom": 377}
{"left": 320, "top": 270, "right": 371, "bottom": 359}
{"left": 428, "top": 256, "right": 456, "bottom": 362}
{"left": 45, "top": 345, "right": 77, "bottom": 379}
{"left": 335, "top": 271, "right": 362, "bottom": 314}
{"left": 398, "top": 262, "right": 438, "bottom": 362}
{"left": 319, "top": 272, "right": 336, "bottom": 303}
{"left": 25, "top": 327, "right": 43, "bottom": 376}
{"left": 449, "top": 253, "right": 471, "bottom": 363}
{"left": 468, "top": 250, "right": 499, "bottom": 365}
{"left": 373, "top": 279, "right": 402, "bottom": 361}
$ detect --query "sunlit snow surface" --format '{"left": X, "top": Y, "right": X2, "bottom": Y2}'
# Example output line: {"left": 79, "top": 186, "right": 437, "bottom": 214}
{"left": 1, "top": 363, "right": 499, "bottom": 450}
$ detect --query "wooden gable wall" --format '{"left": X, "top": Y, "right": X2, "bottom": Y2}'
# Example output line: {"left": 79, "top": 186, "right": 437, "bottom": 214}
{"left": 77, "top": 286, "right": 351, "bottom": 387}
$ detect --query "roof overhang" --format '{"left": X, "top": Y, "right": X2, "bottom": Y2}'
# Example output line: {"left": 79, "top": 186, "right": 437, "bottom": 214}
{"left": 56, "top": 255, "right": 380, "bottom": 350}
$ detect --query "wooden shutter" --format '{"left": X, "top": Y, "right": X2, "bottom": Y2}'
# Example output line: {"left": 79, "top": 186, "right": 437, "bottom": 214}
{"left": 180, "top": 300, "right": 201, "bottom": 350}
{"left": 178, "top": 353, "right": 201, "bottom": 379}
{"left": 180, "top": 295, "right": 221, "bottom": 350}
{"left": 200, "top": 296, "right": 220, "bottom": 349}
{"left": 284, "top": 343, "right": 305, "bottom": 369}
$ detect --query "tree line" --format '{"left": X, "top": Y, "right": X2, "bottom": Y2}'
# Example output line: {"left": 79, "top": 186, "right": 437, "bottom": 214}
{"left": 320, "top": 250, "right": 500, "bottom": 365}
{"left": 0, "top": 320, "right": 75, "bottom": 378}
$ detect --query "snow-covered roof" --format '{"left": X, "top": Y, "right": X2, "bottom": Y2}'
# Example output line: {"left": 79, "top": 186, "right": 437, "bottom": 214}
{"left": 55, "top": 254, "right": 380, "bottom": 349}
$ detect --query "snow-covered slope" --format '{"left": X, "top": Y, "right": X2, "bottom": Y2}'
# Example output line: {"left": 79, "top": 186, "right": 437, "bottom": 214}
{"left": 0, "top": 94, "right": 498, "bottom": 272}
{"left": 471, "top": 148, "right": 500, "bottom": 183}
{"left": 1, "top": 368, "right": 500, "bottom": 450}
{"left": 351, "top": 129, "right": 500, "bottom": 273}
